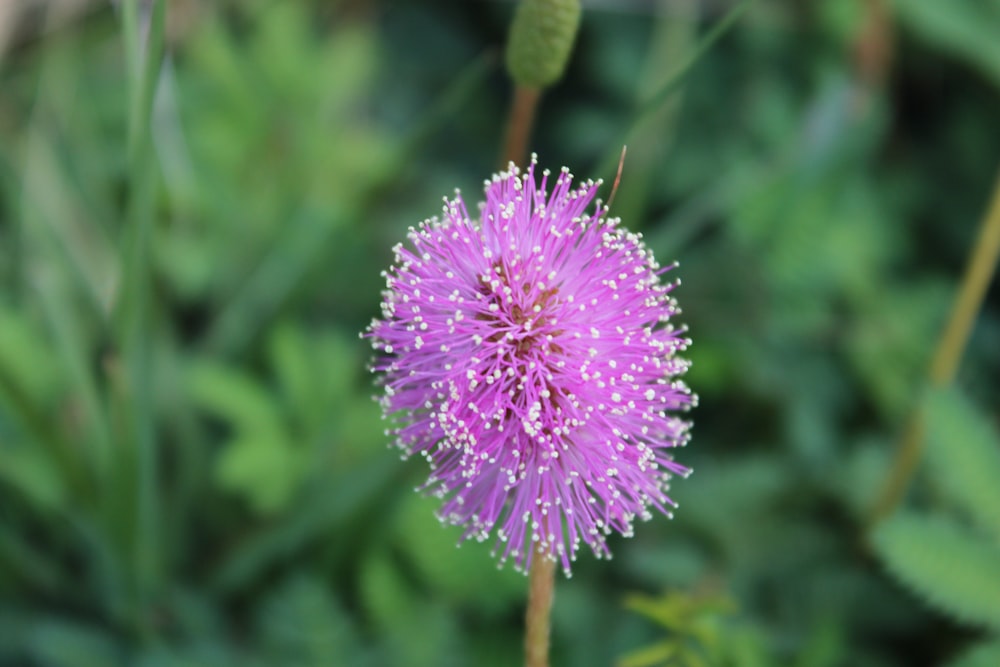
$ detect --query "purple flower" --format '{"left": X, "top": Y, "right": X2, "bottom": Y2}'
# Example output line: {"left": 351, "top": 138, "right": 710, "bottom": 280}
{"left": 368, "top": 159, "right": 694, "bottom": 575}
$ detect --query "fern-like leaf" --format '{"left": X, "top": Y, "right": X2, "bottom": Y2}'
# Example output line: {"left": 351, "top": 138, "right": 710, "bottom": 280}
{"left": 873, "top": 512, "right": 1000, "bottom": 631}
{"left": 924, "top": 388, "right": 1000, "bottom": 543}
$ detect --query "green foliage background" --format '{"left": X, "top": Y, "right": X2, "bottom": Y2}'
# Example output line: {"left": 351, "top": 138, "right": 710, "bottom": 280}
{"left": 1, "top": 1, "right": 999, "bottom": 665}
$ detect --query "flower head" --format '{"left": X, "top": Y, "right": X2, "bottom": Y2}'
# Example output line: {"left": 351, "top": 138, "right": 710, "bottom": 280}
{"left": 368, "top": 159, "right": 694, "bottom": 574}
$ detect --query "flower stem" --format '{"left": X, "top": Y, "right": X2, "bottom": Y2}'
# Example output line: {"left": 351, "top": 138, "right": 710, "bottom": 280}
{"left": 501, "top": 84, "right": 541, "bottom": 166}
{"left": 525, "top": 553, "right": 557, "bottom": 667}
{"left": 869, "top": 167, "right": 1000, "bottom": 525}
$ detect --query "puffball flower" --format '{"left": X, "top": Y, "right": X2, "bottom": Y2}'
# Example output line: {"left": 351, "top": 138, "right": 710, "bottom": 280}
{"left": 368, "top": 159, "right": 694, "bottom": 574}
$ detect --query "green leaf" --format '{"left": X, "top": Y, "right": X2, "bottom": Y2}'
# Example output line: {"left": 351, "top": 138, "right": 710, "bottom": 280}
{"left": 837, "top": 438, "right": 892, "bottom": 521}
{"left": 719, "top": 625, "right": 776, "bottom": 667}
{"left": 215, "top": 433, "right": 301, "bottom": 515}
{"left": 269, "top": 323, "right": 317, "bottom": 429}
{"left": 396, "top": 493, "right": 525, "bottom": 615}
{"left": 945, "top": 638, "right": 1000, "bottom": 667}
{"left": 846, "top": 281, "right": 948, "bottom": 419}
{"left": 872, "top": 512, "right": 1000, "bottom": 630}
{"left": 256, "top": 574, "right": 362, "bottom": 667}
{"left": 133, "top": 643, "right": 254, "bottom": 667}
{"left": 616, "top": 639, "right": 678, "bottom": 667}
{"left": 187, "top": 361, "right": 284, "bottom": 434}
{"left": 895, "top": 0, "right": 1000, "bottom": 89}
{"left": 359, "top": 553, "right": 463, "bottom": 667}
{"left": 924, "top": 388, "right": 1000, "bottom": 542}
{"left": 0, "top": 445, "right": 65, "bottom": 510}
{"left": 359, "top": 552, "right": 415, "bottom": 632}
{"left": 793, "top": 616, "right": 844, "bottom": 667}
{"left": 208, "top": 458, "right": 396, "bottom": 594}
{"left": 21, "top": 125, "right": 119, "bottom": 318}
{"left": 0, "top": 308, "right": 62, "bottom": 404}
{"left": 674, "top": 455, "right": 788, "bottom": 568}
{"left": 188, "top": 359, "right": 306, "bottom": 513}
{"left": 313, "top": 333, "right": 359, "bottom": 406}
{"left": 27, "top": 619, "right": 122, "bottom": 667}
{"left": 270, "top": 326, "right": 357, "bottom": 437}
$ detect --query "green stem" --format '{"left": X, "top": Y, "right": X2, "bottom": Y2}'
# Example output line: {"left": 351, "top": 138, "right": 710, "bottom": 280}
{"left": 869, "top": 167, "right": 1000, "bottom": 524}
{"left": 118, "top": 0, "right": 166, "bottom": 635}
{"left": 525, "top": 553, "right": 557, "bottom": 667}
{"left": 501, "top": 77, "right": 551, "bottom": 667}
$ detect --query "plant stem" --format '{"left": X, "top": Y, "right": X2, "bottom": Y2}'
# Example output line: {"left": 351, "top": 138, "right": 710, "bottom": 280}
{"left": 525, "top": 553, "right": 557, "bottom": 667}
{"left": 853, "top": 0, "right": 893, "bottom": 90}
{"left": 502, "top": 57, "right": 553, "bottom": 667}
{"left": 501, "top": 85, "right": 541, "bottom": 166}
{"left": 869, "top": 167, "right": 1000, "bottom": 525}
{"left": 119, "top": 0, "right": 166, "bottom": 635}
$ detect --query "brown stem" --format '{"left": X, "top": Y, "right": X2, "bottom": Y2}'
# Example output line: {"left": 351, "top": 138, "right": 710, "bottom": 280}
{"left": 524, "top": 553, "right": 556, "bottom": 667}
{"left": 869, "top": 168, "right": 1000, "bottom": 525}
{"left": 927, "top": 173, "right": 1000, "bottom": 385}
{"left": 853, "top": 0, "right": 893, "bottom": 90}
{"left": 501, "top": 85, "right": 542, "bottom": 167}
{"left": 503, "top": 78, "right": 552, "bottom": 667}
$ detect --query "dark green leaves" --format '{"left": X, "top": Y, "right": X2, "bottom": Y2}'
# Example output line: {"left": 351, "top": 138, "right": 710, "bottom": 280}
{"left": 873, "top": 512, "right": 1000, "bottom": 631}
{"left": 923, "top": 389, "right": 1000, "bottom": 541}
{"left": 872, "top": 389, "right": 1000, "bottom": 643}
{"left": 895, "top": 0, "right": 1000, "bottom": 89}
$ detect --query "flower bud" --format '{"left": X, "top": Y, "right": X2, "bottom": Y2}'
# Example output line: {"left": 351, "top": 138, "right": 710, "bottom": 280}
{"left": 506, "top": 0, "right": 582, "bottom": 89}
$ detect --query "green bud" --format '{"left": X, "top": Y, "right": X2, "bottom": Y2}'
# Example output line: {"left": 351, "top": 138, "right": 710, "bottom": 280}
{"left": 506, "top": 0, "right": 582, "bottom": 89}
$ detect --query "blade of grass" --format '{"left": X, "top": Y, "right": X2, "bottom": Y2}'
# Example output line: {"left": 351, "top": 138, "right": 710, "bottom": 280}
{"left": 117, "top": 0, "right": 166, "bottom": 636}
{"left": 0, "top": 524, "right": 67, "bottom": 595}
{"left": 0, "top": 371, "right": 65, "bottom": 476}
{"left": 19, "top": 121, "right": 119, "bottom": 319}
{"left": 29, "top": 274, "right": 110, "bottom": 499}
{"left": 596, "top": 0, "right": 757, "bottom": 180}
{"left": 610, "top": 0, "right": 697, "bottom": 228}
{"left": 19, "top": 126, "right": 114, "bottom": 498}
{"left": 209, "top": 458, "right": 398, "bottom": 594}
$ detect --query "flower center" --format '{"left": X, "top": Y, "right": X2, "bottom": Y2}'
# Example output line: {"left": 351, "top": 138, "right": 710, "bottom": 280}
{"left": 475, "top": 262, "right": 563, "bottom": 358}
{"left": 468, "top": 260, "right": 574, "bottom": 444}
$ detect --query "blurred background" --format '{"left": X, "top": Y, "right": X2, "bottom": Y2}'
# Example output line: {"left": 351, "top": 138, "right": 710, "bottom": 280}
{"left": 1, "top": 0, "right": 999, "bottom": 665}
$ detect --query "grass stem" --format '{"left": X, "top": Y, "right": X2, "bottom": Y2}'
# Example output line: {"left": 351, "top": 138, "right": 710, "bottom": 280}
{"left": 869, "top": 167, "right": 1000, "bottom": 524}
{"left": 118, "top": 0, "right": 166, "bottom": 636}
